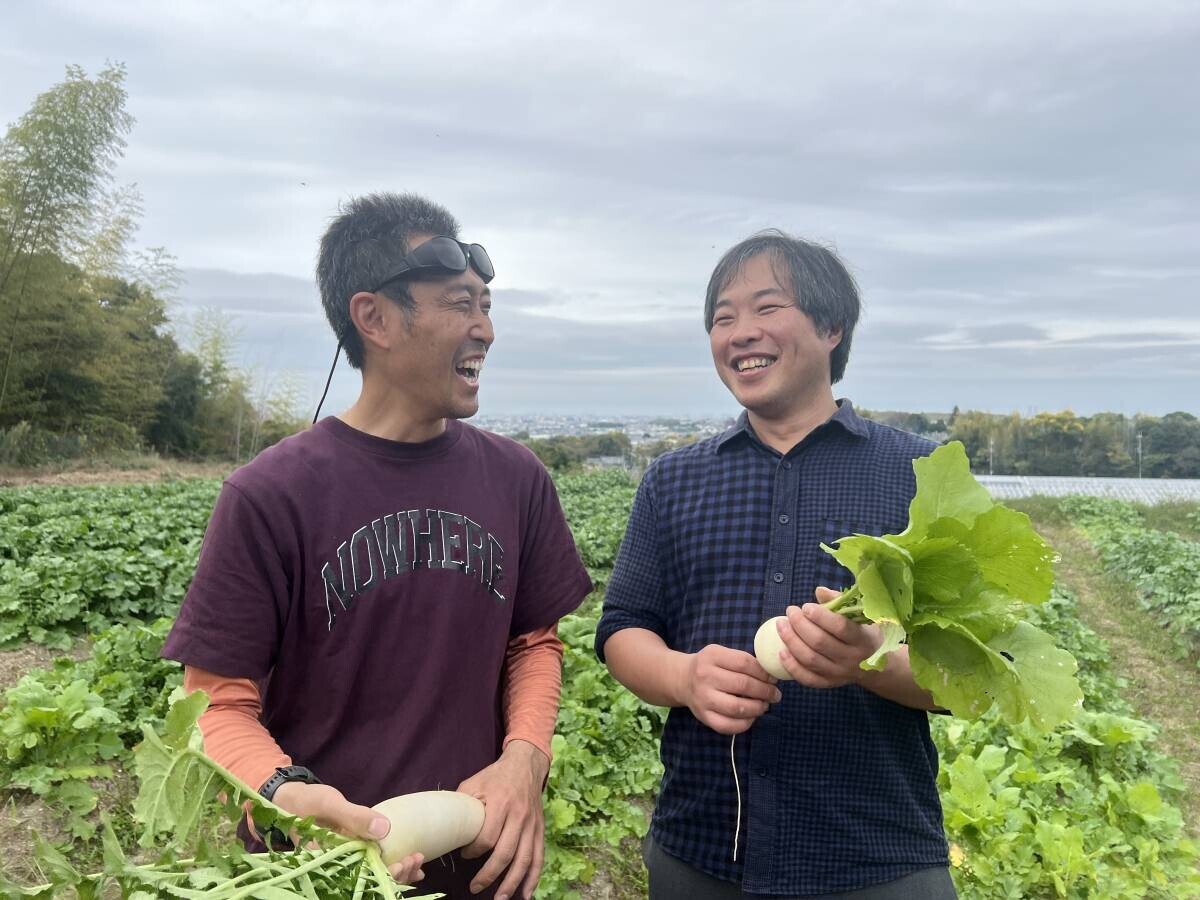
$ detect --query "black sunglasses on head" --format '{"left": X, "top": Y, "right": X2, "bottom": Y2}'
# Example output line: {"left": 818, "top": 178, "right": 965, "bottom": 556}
{"left": 371, "top": 236, "right": 494, "bottom": 291}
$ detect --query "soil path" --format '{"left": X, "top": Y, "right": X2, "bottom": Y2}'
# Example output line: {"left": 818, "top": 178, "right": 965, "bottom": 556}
{"left": 0, "top": 460, "right": 230, "bottom": 487}
{"left": 0, "top": 640, "right": 89, "bottom": 693}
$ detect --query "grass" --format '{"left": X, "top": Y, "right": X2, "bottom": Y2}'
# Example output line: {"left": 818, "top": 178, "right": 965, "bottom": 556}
{"left": 1137, "top": 500, "right": 1200, "bottom": 541}
{"left": 1009, "top": 495, "right": 1200, "bottom": 540}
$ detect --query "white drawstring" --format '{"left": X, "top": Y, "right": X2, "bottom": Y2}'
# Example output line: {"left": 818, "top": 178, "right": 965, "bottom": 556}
{"left": 731, "top": 733, "right": 742, "bottom": 861}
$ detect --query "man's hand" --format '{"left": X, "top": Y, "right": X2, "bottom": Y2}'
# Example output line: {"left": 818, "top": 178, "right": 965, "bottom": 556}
{"left": 679, "top": 643, "right": 782, "bottom": 735}
{"left": 457, "top": 740, "right": 550, "bottom": 900}
{"left": 271, "top": 781, "right": 424, "bottom": 884}
{"left": 774, "top": 587, "right": 885, "bottom": 688}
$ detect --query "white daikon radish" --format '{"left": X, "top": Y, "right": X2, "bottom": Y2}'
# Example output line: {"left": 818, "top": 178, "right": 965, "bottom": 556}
{"left": 754, "top": 616, "right": 795, "bottom": 681}
{"left": 371, "top": 790, "right": 486, "bottom": 863}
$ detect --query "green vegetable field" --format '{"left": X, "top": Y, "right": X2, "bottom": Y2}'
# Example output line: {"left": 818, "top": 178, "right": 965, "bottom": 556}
{"left": 1, "top": 471, "right": 1198, "bottom": 898}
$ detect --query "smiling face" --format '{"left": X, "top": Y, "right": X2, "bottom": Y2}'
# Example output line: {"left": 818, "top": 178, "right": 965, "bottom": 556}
{"left": 372, "top": 235, "right": 494, "bottom": 423}
{"left": 709, "top": 252, "right": 842, "bottom": 422}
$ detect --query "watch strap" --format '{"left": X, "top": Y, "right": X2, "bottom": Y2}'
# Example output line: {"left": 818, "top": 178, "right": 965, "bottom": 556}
{"left": 259, "top": 764, "right": 321, "bottom": 802}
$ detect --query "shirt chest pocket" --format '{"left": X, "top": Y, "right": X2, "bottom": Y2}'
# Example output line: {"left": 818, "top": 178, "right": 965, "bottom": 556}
{"left": 810, "top": 516, "right": 898, "bottom": 594}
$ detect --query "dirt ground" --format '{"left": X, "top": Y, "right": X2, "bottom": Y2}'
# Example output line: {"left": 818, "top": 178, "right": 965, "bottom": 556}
{"left": 1, "top": 792, "right": 66, "bottom": 885}
{"left": 0, "top": 459, "right": 231, "bottom": 488}
{"left": 0, "top": 638, "right": 95, "bottom": 884}
{"left": 0, "top": 640, "right": 89, "bottom": 693}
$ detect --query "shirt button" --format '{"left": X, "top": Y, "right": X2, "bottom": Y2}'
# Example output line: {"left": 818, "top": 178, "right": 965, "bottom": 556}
{"left": 778, "top": 514, "right": 790, "bottom": 524}
{"left": 758, "top": 768, "right": 769, "bottom": 778}
{"left": 772, "top": 572, "right": 784, "bottom": 583}
{"left": 782, "top": 461, "right": 792, "bottom": 469}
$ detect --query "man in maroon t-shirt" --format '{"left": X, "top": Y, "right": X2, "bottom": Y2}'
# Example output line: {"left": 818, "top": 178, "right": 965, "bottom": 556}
{"left": 162, "top": 193, "right": 592, "bottom": 899}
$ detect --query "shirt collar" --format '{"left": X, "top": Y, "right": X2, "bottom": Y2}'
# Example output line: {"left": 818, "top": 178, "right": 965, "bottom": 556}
{"left": 715, "top": 398, "right": 869, "bottom": 454}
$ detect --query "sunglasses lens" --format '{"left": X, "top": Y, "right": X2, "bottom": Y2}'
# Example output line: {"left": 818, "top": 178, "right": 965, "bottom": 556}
{"left": 415, "top": 237, "right": 468, "bottom": 270}
{"left": 382, "top": 237, "right": 491, "bottom": 287}
{"left": 468, "top": 243, "right": 494, "bottom": 282}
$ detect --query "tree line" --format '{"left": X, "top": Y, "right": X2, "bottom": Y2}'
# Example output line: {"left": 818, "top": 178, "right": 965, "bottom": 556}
{"left": 525, "top": 410, "right": 1200, "bottom": 480}
{"left": 0, "top": 64, "right": 305, "bottom": 467}
{"left": 868, "top": 408, "right": 1200, "bottom": 479}
{"left": 518, "top": 431, "right": 634, "bottom": 471}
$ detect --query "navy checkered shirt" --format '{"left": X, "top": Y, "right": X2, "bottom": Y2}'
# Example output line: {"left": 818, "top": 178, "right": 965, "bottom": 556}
{"left": 595, "top": 401, "right": 949, "bottom": 895}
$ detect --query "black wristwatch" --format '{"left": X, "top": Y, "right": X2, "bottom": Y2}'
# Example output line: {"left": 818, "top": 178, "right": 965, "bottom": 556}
{"left": 259, "top": 765, "right": 322, "bottom": 801}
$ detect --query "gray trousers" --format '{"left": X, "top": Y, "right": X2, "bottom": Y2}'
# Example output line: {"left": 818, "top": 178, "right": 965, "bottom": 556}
{"left": 643, "top": 835, "right": 957, "bottom": 900}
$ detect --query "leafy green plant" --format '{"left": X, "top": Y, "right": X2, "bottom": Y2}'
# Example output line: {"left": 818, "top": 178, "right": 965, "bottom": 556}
{"left": 555, "top": 469, "right": 636, "bottom": 590}
{"left": 821, "top": 441, "right": 1082, "bottom": 730}
{"left": 0, "top": 618, "right": 180, "bottom": 838}
{"left": 1, "top": 691, "right": 442, "bottom": 899}
{"left": 540, "top": 605, "right": 665, "bottom": 898}
{"left": 936, "top": 591, "right": 1200, "bottom": 898}
{"left": 3, "top": 471, "right": 1199, "bottom": 899}
{"left": 544, "top": 471, "right": 658, "bottom": 897}
{"left": 0, "top": 481, "right": 217, "bottom": 646}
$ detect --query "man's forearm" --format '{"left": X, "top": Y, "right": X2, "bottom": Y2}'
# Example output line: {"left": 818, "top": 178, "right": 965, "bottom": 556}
{"left": 602, "top": 628, "right": 691, "bottom": 708}
{"left": 502, "top": 625, "right": 563, "bottom": 763}
{"left": 184, "top": 665, "right": 292, "bottom": 791}
{"left": 857, "top": 645, "right": 940, "bottom": 711}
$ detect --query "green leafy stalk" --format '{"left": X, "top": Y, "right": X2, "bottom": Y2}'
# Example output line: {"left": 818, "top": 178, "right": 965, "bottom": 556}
{"left": 822, "top": 583, "right": 862, "bottom": 617}
{"left": 8, "top": 690, "right": 443, "bottom": 899}
{"left": 821, "top": 441, "right": 1082, "bottom": 732}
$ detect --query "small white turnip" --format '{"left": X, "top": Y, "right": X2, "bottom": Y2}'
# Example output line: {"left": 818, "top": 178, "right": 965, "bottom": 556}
{"left": 753, "top": 616, "right": 794, "bottom": 681}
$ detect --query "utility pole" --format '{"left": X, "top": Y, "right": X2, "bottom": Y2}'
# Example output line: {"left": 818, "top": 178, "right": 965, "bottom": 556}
{"left": 1136, "top": 432, "right": 1143, "bottom": 478}
{"left": 988, "top": 436, "right": 995, "bottom": 475}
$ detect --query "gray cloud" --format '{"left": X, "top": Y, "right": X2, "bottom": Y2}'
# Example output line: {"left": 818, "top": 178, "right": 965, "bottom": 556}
{"left": 3, "top": 1, "right": 1198, "bottom": 417}
{"left": 929, "top": 323, "right": 1052, "bottom": 346}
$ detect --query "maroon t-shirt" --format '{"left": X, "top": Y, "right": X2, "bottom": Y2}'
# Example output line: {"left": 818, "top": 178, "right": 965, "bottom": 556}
{"left": 162, "top": 416, "right": 591, "bottom": 806}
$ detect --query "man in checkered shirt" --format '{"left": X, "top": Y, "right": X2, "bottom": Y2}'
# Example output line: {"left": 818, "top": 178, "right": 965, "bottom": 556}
{"left": 596, "top": 231, "right": 956, "bottom": 899}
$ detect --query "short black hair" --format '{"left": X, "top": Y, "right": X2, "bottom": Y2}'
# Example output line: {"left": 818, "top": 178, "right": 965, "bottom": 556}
{"left": 316, "top": 192, "right": 460, "bottom": 369}
{"left": 704, "top": 229, "right": 860, "bottom": 384}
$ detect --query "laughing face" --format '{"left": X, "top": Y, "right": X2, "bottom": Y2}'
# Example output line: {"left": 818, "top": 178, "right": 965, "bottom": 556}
{"left": 709, "top": 253, "right": 842, "bottom": 422}
{"left": 382, "top": 235, "right": 494, "bottom": 423}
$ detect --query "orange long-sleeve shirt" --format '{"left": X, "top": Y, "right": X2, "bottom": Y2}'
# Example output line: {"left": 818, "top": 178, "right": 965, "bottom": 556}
{"left": 184, "top": 624, "right": 564, "bottom": 793}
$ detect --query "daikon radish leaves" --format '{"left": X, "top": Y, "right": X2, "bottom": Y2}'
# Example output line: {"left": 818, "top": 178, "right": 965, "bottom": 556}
{"left": 821, "top": 441, "right": 1081, "bottom": 731}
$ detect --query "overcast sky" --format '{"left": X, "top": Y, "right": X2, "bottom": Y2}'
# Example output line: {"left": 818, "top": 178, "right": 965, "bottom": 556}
{"left": 4, "top": 1, "right": 1198, "bottom": 419}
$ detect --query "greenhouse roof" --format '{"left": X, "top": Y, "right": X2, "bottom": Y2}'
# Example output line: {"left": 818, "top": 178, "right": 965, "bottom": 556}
{"left": 977, "top": 475, "right": 1200, "bottom": 503}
